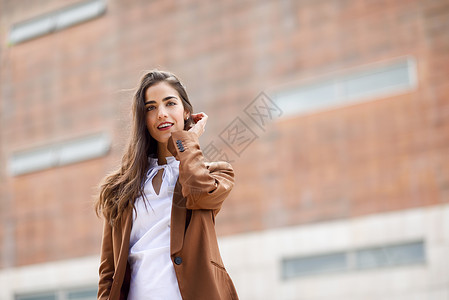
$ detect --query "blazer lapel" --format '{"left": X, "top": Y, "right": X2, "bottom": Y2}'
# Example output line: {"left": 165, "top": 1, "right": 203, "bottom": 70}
{"left": 170, "top": 179, "right": 186, "bottom": 255}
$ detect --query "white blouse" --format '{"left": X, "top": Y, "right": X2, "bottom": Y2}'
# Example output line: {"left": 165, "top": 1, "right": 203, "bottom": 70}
{"left": 127, "top": 156, "right": 182, "bottom": 300}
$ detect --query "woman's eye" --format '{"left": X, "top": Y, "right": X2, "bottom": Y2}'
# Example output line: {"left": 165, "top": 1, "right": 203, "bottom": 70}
{"left": 167, "top": 101, "right": 176, "bottom": 106}
{"left": 146, "top": 106, "right": 155, "bottom": 111}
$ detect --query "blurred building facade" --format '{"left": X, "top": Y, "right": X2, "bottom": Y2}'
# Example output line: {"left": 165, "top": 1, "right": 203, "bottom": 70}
{"left": 0, "top": 0, "right": 448, "bottom": 299}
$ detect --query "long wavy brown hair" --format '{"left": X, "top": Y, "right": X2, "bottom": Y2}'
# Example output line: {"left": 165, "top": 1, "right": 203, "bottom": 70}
{"left": 95, "top": 70, "right": 194, "bottom": 225}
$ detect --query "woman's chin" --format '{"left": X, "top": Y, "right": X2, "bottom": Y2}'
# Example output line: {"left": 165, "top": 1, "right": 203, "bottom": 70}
{"left": 154, "top": 132, "right": 172, "bottom": 144}
{"left": 151, "top": 126, "right": 183, "bottom": 144}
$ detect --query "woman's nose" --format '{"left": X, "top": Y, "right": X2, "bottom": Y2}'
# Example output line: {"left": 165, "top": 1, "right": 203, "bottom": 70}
{"left": 157, "top": 106, "right": 168, "bottom": 119}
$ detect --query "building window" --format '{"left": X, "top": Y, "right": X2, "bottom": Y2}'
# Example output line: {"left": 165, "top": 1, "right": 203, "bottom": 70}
{"left": 16, "top": 295, "right": 56, "bottom": 300}
{"left": 272, "top": 57, "right": 417, "bottom": 118}
{"left": 66, "top": 288, "right": 97, "bottom": 300}
{"left": 9, "top": 132, "right": 110, "bottom": 176}
{"left": 16, "top": 287, "right": 97, "bottom": 300}
{"left": 283, "top": 252, "right": 347, "bottom": 278}
{"left": 282, "top": 240, "right": 425, "bottom": 280}
{"left": 355, "top": 241, "right": 425, "bottom": 270}
{"left": 9, "top": 0, "right": 106, "bottom": 45}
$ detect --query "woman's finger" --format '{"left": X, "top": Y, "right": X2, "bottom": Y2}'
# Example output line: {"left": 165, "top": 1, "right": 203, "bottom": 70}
{"left": 188, "top": 112, "right": 208, "bottom": 137}
{"left": 192, "top": 112, "right": 207, "bottom": 123}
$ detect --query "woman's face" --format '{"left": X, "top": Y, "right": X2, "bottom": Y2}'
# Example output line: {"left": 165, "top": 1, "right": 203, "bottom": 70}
{"left": 144, "top": 81, "right": 188, "bottom": 144}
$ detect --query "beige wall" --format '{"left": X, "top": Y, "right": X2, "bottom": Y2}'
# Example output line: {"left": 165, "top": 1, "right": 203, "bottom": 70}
{"left": 220, "top": 203, "right": 449, "bottom": 300}
{"left": 1, "top": 203, "right": 448, "bottom": 299}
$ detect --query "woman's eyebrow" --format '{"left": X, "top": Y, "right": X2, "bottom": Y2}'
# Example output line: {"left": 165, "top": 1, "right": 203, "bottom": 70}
{"left": 145, "top": 95, "right": 178, "bottom": 105}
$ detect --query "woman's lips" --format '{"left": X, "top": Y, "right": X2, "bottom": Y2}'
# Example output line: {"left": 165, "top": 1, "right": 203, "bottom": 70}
{"left": 157, "top": 122, "right": 174, "bottom": 131}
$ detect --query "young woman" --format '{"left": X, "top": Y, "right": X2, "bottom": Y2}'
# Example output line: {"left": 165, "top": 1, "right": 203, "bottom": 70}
{"left": 95, "top": 70, "right": 239, "bottom": 300}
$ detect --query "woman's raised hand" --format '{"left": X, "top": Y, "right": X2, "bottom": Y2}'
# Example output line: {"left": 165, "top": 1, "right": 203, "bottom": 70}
{"left": 188, "top": 112, "right": 208, "bottom": 138}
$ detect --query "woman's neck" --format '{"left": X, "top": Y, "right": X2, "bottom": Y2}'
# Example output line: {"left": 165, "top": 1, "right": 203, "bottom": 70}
{"left": 157, "top": 141, "right": 171, "bottom": 165}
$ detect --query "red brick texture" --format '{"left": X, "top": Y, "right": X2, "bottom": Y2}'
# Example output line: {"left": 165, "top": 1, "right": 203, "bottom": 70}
{"left": 0, "top": 0, "right": 448, "bottom": 267}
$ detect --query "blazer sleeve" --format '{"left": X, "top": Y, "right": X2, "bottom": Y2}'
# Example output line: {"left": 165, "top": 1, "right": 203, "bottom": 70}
{"left": 97, "top": 219, "right": 114, "bottom": 300}
{"left": 167, "top": 130, "right": 234, "bottom": 214}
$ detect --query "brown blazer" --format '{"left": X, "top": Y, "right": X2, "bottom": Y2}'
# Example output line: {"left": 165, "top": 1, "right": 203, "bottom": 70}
{"left": 97, "top": 130, "right": 239, "bottom": 300}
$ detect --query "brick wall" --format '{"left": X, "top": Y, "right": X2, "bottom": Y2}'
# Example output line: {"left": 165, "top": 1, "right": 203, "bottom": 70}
{"left": 0, "top": 0, "right": 448, "bottom": 268}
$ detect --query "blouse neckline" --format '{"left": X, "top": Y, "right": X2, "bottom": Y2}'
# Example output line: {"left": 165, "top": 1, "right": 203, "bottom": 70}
{"left": 148, "top": 156, "right": 178, "bottom": 168}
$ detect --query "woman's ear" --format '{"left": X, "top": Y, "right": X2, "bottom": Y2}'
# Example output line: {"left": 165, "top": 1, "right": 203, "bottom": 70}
{"left": 183, "top": 112, "right": 193, "bottom": 130}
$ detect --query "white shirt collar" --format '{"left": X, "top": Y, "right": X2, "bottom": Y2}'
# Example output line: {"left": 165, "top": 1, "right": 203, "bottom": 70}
{"left": 144, "top": 156, "right": 180, "bottom": 186}
{"left": 148, "top": 156, "right": 178, "bottom": 168}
